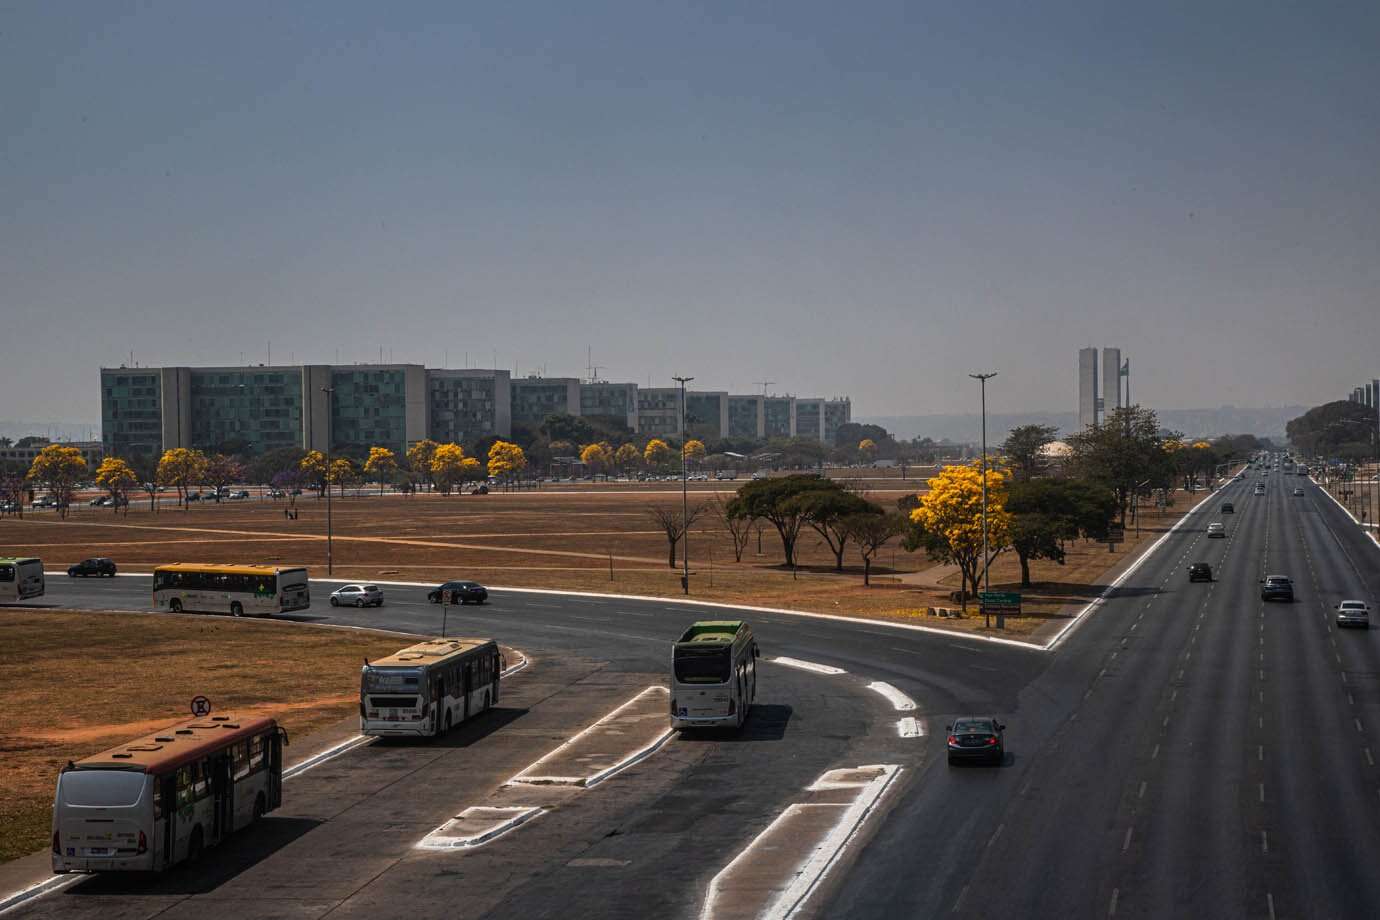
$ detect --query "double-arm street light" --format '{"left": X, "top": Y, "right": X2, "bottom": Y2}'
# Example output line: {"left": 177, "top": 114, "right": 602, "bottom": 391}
{"left": 673, "top": 375, "right": 694, "bottom": 594}
{"left": 969, "top": 372, "right": 997, "bottom": 629}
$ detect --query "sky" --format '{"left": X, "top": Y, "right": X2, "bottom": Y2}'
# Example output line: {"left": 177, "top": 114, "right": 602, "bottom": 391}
{"left": 3, "top": 1, "right": 1378, "bottom": 424}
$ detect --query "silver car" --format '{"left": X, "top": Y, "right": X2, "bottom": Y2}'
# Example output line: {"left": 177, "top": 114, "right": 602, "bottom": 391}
{"left": 329, "top": 584, "right": 384, "bottom": 607}
{"left": 1337, "top": 600, "right": 1370, "bottom": 629}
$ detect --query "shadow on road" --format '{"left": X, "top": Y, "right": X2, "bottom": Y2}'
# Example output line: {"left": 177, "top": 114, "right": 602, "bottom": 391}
{"left": 369, "top": 705, "right": 529, "bottom": 750}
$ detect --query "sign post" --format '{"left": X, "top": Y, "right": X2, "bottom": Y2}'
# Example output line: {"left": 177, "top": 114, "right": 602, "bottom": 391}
{"left": 189, "top": 695, "right": 212, "bottom": 718}
{"left": 978, "top": 591, "right": 1021, "bottom": 628}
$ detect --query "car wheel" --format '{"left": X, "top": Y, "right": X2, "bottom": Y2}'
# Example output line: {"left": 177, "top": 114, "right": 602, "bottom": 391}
{"left": 329, "top": 596, "right": 339, "bottom": 607}
{"left": 230, "top": 602, "right": 243, "bottom": 617}
{"left": 169, "top": 599, "right": 182, "bottom": 613}
{"left": 355, "top": 598, "right": 364, "bottom": 608}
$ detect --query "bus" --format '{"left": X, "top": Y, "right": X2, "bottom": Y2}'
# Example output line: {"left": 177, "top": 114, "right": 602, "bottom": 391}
{"left": 360, "top": 637, "right": 502, "bottom": 738}
{"left": 152, "top": 564, "right": 310, "bottom": 616}
{"left": 0, "top": 557, "right": 44, "bottom": 603}
{"left": 670, "top": 620, "right": 760, "bottom": 731}
{"left": 52, "top": 714, "right": 286, "bottom": 873}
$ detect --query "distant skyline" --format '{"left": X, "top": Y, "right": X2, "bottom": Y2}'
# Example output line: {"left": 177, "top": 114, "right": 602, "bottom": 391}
{"left": 4, "top": 2, "right": 1378, "bottom": 422}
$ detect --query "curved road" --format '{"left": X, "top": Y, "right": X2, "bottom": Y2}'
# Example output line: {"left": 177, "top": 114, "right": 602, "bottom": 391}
{"left": 6, "top": 465, "right": 1378, "bottom": 918}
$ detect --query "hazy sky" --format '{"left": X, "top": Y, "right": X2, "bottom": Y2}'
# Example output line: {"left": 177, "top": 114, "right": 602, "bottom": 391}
{"left": 4, "top": 1, "right": 1378, "bottom": 423}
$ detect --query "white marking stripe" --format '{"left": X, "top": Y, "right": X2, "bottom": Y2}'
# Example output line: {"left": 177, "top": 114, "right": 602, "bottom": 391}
{"left": 866, "top": 681, "right": 916, "bottom": 711}
{"left": 282, "top": 734, "right": 373, "bottom": 780}
{"left": 507, "top": 685, "right": 670, "bottom": 787}
{"left": 0, "top": 875, "right": 78, "bottom": 916}
{"left": 416, "top": 805, "right": 544, "bottom": 850}
{"left": 770, "top": 657, "right": 846, "bottom": 675}
{"left": 897, "top": 717, "right": 925, "bottom": 738}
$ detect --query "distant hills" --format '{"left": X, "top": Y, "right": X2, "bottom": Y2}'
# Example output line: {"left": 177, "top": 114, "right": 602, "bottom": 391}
{"left": 862, "top": 406, "right": 1307, "bottom": 445}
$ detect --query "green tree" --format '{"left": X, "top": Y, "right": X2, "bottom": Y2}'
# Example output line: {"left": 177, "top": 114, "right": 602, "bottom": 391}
{"left": 1005, "top": 478, "right": 1118, "bottom": 587}
{"left": 1066, "top": 406, "right": 1175, "bottom": 526}
{"left": 1001, "top": 424, "right": 1059, "bottom": 482}
{"left": 787, "top": 488, "right": 879, "bottom": 570}
{"left": 726, "top": 475, "right": 839, "bottom": 567}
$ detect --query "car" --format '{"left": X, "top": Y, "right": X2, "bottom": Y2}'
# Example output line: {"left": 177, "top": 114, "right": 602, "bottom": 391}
{"left": 87, "top": 495, "right": 110, "bottom": 506}
{"left": 186, "top": 492, "right": 202, "bottom": 502}
{"left": 1260, "top": 575, "right": 1294, "bottom": 602}
{"left": 1254, "top": 486, "right": 1266, "bottom": 495}
{"left": 1188, "top": 563, "right": 1213, "bottom": 582}
{"left": 329, "top": 584, "right": 384, "bottom": 607}
{"left": 1221, "top": 502, "right": 1234, "bottom": 514}
{"left": 1207, "top": 522, "right": 1226, "bottom": 538}
{"left": 428, "top": 581, "right": 488, "bottom": 604}
{"left": 1292, "top": 488, "right": 1304, "bottom": 497}
{"left": 1337, "top": 600, "right": 1371, "bottom": 629}
{"left": 33, "top": 496, "right": 56, "bottom": 508}
{"left": 946, "top": 717, "right": 1006, "bottom": 765}
{"left": 467, "top": 484, "right": 489, "bottom": 495}
{"left": 230, "top": 489, "right": 251, "bottom": 500}
{"left": 268, "top": 488, "right": 286, "bottom": 498}
{"left": 68, "top": 557, "right": 117, "bottom": 577}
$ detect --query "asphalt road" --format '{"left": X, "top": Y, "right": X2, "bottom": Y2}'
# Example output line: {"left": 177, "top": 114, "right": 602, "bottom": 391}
{"left": 7, "top": 465, "right": 1378, "bottom": 919}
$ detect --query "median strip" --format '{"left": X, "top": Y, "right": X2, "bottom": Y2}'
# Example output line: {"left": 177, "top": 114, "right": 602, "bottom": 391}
{"left": 507, "top": 685, "right": 672, "bottom": 788}
{"left": 416, "top": 805, "right": 544, "bottom": 850}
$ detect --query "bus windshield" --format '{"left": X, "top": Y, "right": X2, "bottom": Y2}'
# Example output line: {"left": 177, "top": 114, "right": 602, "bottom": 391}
{"left": 675, "top": 647, "right": 731, "bottom": 684}
{"left": 363, "top": 667, "right": 423, "bottom": 693}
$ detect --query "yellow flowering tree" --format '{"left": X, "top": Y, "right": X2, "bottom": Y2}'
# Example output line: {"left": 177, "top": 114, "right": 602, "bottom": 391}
{"left": 580, "top": 441, "right": 615, "bottom": 477}
{"left": 406, "top": 439, "right": 439, "bottom": 492}
{"left": 95, "top": 456, "right": 138, "bottom": 514}
{"left": 908, "top": 462, "right": 1010, "bottom": 608}
{"left": 299, "top": 450, "right": 327, "bottom": 496}
{"left": 615, "top": 442, "right": 641, "bottom": 474}
{"left": 682, "top": 439, "right": 706, "bottom": 465}
{"left": 364, "top": 446, "right": 399, "bottom": 495}
{"left": 431, "top": 443, "right": 470, "bottom": 494}
{"left": 643, "top": 438, "right": 672, "bottom": 470}
{"left": 488, "top": 440, "right": 527, "bottom": 484}
{"left": 157, "top": 447, "right": 208, "bottom": 510}
{"left": 858, "top": 438, "right": 877, "bottom": 462}
{"left": 27, "top": 445, "right": 88, "bottom": 518}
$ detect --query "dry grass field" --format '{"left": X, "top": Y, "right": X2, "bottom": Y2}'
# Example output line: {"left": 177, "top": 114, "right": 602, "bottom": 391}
{"left": 0, "top": 611, "right": 410, "bottom": 863}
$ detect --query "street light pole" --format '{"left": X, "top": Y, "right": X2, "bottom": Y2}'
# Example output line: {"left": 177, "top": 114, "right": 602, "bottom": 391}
{"left": 970, "top": 372, "right": 997, "bottom": 628}
{"left": 320, "top": 386, "right": 334, "bottom": 577}
{"left": 673, "top": 375, "right": 694, "bottom": 594}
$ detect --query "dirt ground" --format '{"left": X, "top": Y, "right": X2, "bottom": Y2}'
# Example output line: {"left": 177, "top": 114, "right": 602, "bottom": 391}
{"left": 0, "top": 612, "right": 409, "bottom": 863}
{"left": 2, "top": 484, "right": 1208, "bottom": 639}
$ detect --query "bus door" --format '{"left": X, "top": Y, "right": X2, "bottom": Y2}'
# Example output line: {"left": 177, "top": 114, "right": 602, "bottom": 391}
{"left": 431, "top": 672, "right": 444, "bottom": 733}
{"left": 267, "top": 730, "right": 286, "bottom": 810}
{"left": 463, "top": 661, "right": 473, "bottom": 720}
{"left": 159, "top": 774, "right": 177, "bottom": 869}
{"left": 211, "top": 754, "right": 233, "bottom": 841}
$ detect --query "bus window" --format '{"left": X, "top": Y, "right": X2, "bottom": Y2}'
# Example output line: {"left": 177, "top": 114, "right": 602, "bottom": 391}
{"left": 248, "top": 735, "right": 264, "bottom": 772}
{"left": 0, "top": 565, "right": 13, "bottom": 582}
{"left": 176, "top": 766, "right": 193, "bottom": 808}
{"left": 675, "top": 647, "right": 731, "bottom": 684}
{"left": 232, "top": 740, "right": 249, "bottom": 780}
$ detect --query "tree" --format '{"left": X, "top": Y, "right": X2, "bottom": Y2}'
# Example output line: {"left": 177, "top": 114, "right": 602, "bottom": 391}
{"left": 488, "top": 440, "right": 527, "bottom": 483}
{"left": 787, "top": 488, "right": 879, "bottom": 570}
{"left": 329, "top": 457, "right": 360, "bottom": 496}
{"left": 646, "top": 503, "right": 705, "bottom": 568}
{"left": 1, "top": 463, "right": 26, "bottom": 517}
{"left": 248, "top": 447, "right": 307, "bottom": 492}
{"left": 406, "top": 439, "right": 440, "bottom": 492}
{"left": 203, "top": 454, "right": 244, "bottom": 502}
{"left": 461, "top": 456, "right": 484, "bottom": 484}
{"left": 835, "top": 422, "right": 892, "bottom": 450}
{"left": 1287, "top": 400, "right": 1378, "bottom": 458}
{"left": 26, "top": 445, "right": 87, "bottom": 517}
{"left": 431, "top": 443, "right": 470, "bottom": 494}
{"left": 858, "top": 438, "right": 877, "bottom": 463}
{"left": 157, "top": 448, "right": 208, "bottom": 510}
{"left": 580, "top": 441, "right": 615, "bottom": 477}
{"left": 95, "top": 457, "right": 138, "bottom": 514}
{"left": 363, "top": 447, "right": 399, "bottom": 495}
{"left": 299, "top": 450, "right": 328, "bottom": 497}
{"left": 710, "top": 493, "right": 754, "bottom": 562}
{"left": 129, "top": 453, "right": 161, "bottom": 513}
{"left": 615, "top": 442, "right": 641, "bottom": 474}
{"left": 842, "top": 512, "right": 905, "bottom": 586}
{"left": 1001, "top": 424, "right": 1059, "bottom": 482}
{"left": 908, "top": 462, "right": 1010, "bottom": 607}
{"left": 682, "top": 439, "right": 706, "bottom": 465}
{"left": 1066, "top": 406, "right": 1174, "bottom": 525}
{"left": 644, "top": 438, "right": 672, "bottom": 469}
{"left": 1005, "top": 478, "right": 1117, "bottom": 587}
{"left": 726, "top": 474, "right": 838, "bottom": 567}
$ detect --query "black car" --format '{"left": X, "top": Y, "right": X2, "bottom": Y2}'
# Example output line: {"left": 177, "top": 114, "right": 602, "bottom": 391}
{"left": 68, "top": 557, "right": 117, "bottom": 577}
{"left": 1261, "top": 575, "right": 1294, "bottom": 602}
{"left": 428, "top": 581, "right": 488, "bottom": 604}
{"left": 1188, "top": 563, "right": 1213, "bottom": 582}
{"left": 1221, "top": 502, "right": 1234, "bottom": 514}
{"left": 946, "top": 716, "right": 1006, "bottom": 765}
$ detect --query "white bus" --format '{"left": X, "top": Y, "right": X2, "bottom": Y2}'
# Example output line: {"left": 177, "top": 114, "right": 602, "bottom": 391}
{"left": 0, "top": 557, "right": 44, "bottom": 603}
{"left": 670, "top": 620, "right": 759, "bottom": 730}
{"left": 361, "top": 637, "right": 502, "bottom": 738}
{"left": 52, "top": 714, "right": 286, "bottom": 873}
{"left": 153, "top": 564, "right": 310, "bottom": 616}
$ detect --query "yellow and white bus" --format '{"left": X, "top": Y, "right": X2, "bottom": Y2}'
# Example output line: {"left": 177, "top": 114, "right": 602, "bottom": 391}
{"left": 360, "top": 638, "right": 502, "bottom": 738}
{"left": 152, "top": 564, "right": 310, "bottom": 617}
{"left": 0, "top": 557, "right": 44, "bottom": 603}
{"left": 670, "top": 620, "right": 759, "bottom": 731}
{"left": 52, "top": 714, "right": 286, "bottom": 873}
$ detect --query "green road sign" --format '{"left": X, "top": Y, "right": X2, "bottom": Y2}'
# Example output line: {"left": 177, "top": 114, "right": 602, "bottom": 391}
{"left": 979, "top": 591, "right": 1021, "bottom": 615}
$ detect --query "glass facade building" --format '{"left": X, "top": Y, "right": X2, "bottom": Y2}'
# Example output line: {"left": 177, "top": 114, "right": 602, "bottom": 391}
{"left": 579, "top": 383, "right": 638, "bottom": 431}
{"left": 428, "top": 370, "right": 510, "bottom": 446}
{"left": 763, "top": 397, "right": 795, "bottom": 439}
{"left": 100, "top": 370, "right": 165, "bottom": 458}
{"left": 330, "top": 367, "right": 411, "bottom": 454}
{"left": 636, "top": 388, "right": 681, "bottom": 437}
{"left": 823, "top": 398, "right": 852, "bottom": 446}
{"left": 189, "top": 369, "right": 303, "bottom": 454}
{"left": 511, "top": 378, "right": 580, "bottom": 427}
{"left": 795, "top": 399, "right": 823, "bottom": 442}
{"left": 727, "top": 396, "right": 764, "bottom": 440}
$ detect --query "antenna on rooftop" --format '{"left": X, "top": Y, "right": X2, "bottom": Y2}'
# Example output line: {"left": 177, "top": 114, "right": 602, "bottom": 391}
{"left": 753, "top": 381, "right": 776, "bottom": 397}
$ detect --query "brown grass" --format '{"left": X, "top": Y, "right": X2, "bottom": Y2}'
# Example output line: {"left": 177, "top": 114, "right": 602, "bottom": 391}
{"left": 0, "top": 611, "right": 407, "bottom": 864}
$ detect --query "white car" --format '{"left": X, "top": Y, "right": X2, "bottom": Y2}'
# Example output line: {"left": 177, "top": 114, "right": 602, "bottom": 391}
{"left": 1292, "top": 488, "right": 1304, "bottom": 496}
{"left": 329, "top": 584, "right": 384, "bottom": 607}
{"left": 1207, "top": 522, "right": 1226, "bottom": 538}
{"left": 1337, "top": 600, "right": 1371, "bottom": 629}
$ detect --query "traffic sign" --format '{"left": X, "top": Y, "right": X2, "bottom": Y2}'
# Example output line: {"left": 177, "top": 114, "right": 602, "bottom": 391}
{"left": 1107, "top": 526, "right": 1125, "bottom": 544}
{"left": 190, "top": 695, "right": 212, "bottom": 717}
{"left": 979, "top": 592, "right": 1021, "bottom": 615}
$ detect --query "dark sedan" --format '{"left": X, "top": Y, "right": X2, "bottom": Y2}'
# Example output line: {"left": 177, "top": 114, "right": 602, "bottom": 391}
{"left": 67, "top": 557, "right": 117, "bottom": 577}
{"left": 1188, "top": 563, "right": 1213, "bottom": 583}
{"left": 428, "top": 581, "right": 489, "bottom": 605}
{"left": 947, "top": 717, "right": 1005, "bottom": 765}
{"left": 1261, "top": 575, "right": 1294, "bottom": 602}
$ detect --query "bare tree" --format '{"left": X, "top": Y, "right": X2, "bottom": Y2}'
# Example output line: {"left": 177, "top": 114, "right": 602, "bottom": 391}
{"left": 647, "top": 503, "right": 706, "bottom": 568}
{"left": 710, "top": 493, "right": 753, "bottom": 562}
{"left": 842, "top": 511, "right": 904, "bottom": 586}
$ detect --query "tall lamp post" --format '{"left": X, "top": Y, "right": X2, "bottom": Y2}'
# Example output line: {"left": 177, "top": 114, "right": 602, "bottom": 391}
{"left": 969, "top": 372, "right": 997, "bottom": 628}
{"left": 673, "top": 375, "right": 694, "bottom": 594}
{"left": 320, "top": 386, "right": 335, "bottom": 576}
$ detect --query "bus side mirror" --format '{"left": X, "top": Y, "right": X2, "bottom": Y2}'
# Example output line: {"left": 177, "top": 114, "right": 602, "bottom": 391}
{"left": 754, "top": 646, "right": 761, "bottom": 659}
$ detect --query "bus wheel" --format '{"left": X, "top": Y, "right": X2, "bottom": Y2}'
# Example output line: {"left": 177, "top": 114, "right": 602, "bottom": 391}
{"left": 253, "top": 793, "right": 266, "bottom": 822}
{"left": 187, "top": 826, "right": 203, "bottom": 862}
{"left": 169, "top": 599, "right": 182, "bottom": 613}
{"left": 230, "top": 602, "right": 244, "bottom": 617}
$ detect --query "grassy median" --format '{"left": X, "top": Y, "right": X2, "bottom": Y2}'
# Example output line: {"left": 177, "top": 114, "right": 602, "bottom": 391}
{"left": 0, "top": 611, "right": 408, "bottom": 864}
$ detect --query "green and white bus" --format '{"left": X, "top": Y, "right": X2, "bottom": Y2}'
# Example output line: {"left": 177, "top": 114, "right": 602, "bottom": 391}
{"left": 360, "top": 638, "right": 503, "bottom": 738}
{"left": 0, "top": 557, "right": 45, "bottom": 603}
{"left": 670, "top": 620, "right": 759, "bottom": 730}
{"left": 153, "top": 564, "right": 310, "bottom": 617}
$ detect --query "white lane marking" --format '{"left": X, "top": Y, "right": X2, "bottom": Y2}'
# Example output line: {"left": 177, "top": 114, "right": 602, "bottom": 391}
{"left": 1122, "top": 826, "right": 1133, "bottom": 851}
{"left": 507, "top": 685, "right": 672, "bottom": 787}
{"left": 897, "top": 717, "right": 925, "bottom": 738}
{"left": 1109, "top": 887, "right": 1120, "bottom": 916}
{"left": 282, "top": 734, "right": 374, "bottom": 780}
{"left": 770, "top": 657, "right": 846, "bottom": 675}
{"left": 866, "top": 681, "right": 916, "bottom": 712}
{"left": 0, "top": 876, "right": 79, "bottom": 916}
{"left": 986, "top": 823, "right": 1005, "bottom": 848}
{"left": 416, "top": 805, "right": 544, "bottom": 850}
{"left": 1138, "top": 780, "right": 1147, "bottom": 799}
{"left": 1268, "top": 892, "right": 1277, "bottom": 920}
{"left": 700, "top": 764, "right": 902, "bottom": 920}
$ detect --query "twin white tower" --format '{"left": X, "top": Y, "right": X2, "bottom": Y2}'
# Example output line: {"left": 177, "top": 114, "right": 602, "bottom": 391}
{"left": 1078, "top": 347, "right": 1129, "bottom": 428}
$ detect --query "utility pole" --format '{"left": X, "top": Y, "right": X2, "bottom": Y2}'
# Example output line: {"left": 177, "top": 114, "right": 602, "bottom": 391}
{"left": 321, "top": 386, "right": 335, "bottom": 576}
{"left": 970, "top": 372, "right": 998, "bottom": 628}
{"left": 673, "top": 375, "right": 695, "bottom": 594}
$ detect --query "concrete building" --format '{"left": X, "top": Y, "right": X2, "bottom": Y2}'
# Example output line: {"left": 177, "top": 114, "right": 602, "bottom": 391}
{"left": 727, "top": 395, "right": 765, "bottom": 440}
{"left": 510, "top": 377, "right": 581, "bottom": 429}
{"left": 823, "top": 398, "right": 852, "bottom": 445}
{"left": 795, "top": 398, "right": 824, "bottom": 441}
{"left": 1102, "top": 347, "right": 1123, "bottom": 420}
{"left": 684, "top": 391, "right": 729, "bottom": 441}
{"left": 579, "top": 382, "right": 638, "bottom": 431}
{"left": 636, "top": 388, "right": 681, "bottom": 438}
{"left": 763, "top": 396, "right": 796, "bottom": 439}
{"left": 1078, "top": 348, "right": 1099, "bottom": 429}
{"left": 427, "top": 369, "right": 511, "bottom": 446}
{"left": 0, "top": 440, "right": 103, "bottom": 470}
